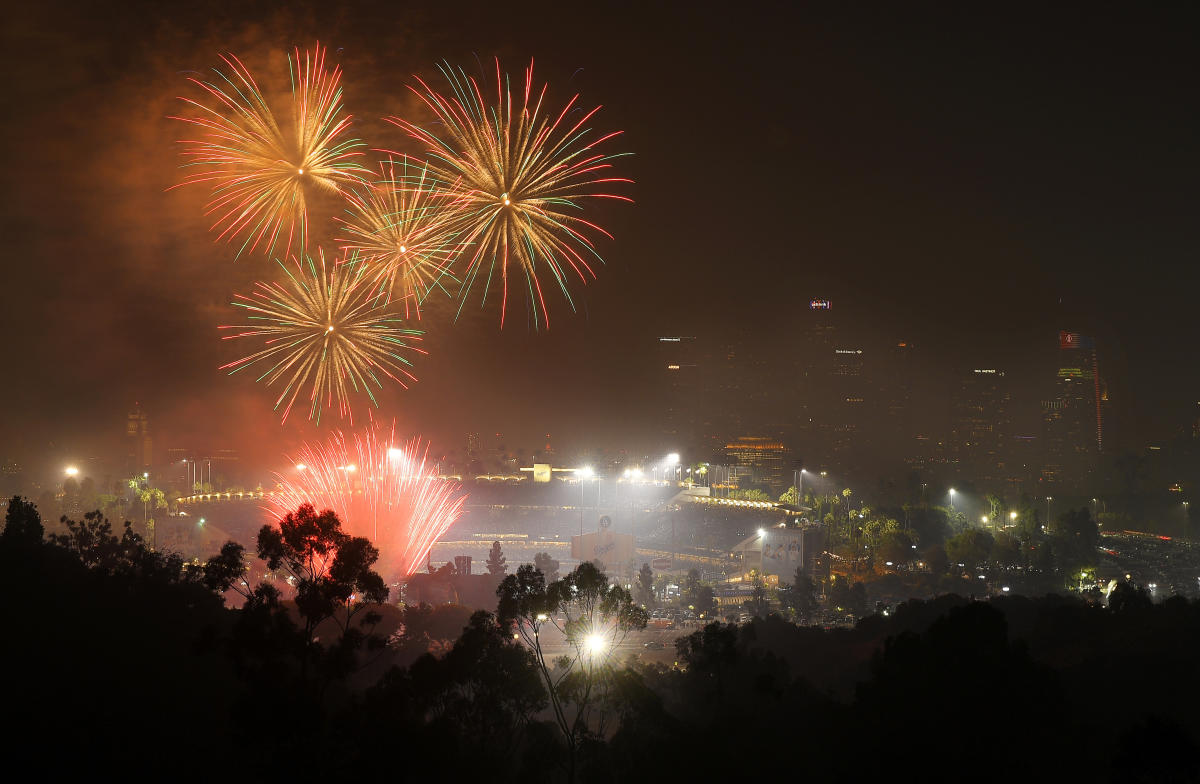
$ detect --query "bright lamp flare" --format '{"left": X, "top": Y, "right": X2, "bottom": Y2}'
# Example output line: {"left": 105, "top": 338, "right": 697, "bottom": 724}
{"left": 585, "top": 633, "right": 608, "bottom": 657}
{"left": 267, "top": 426, "right": 466, "bottom": 579}
{"left": 220, "top": 250, "right": 426, "bottom": 424}
{"left": 336, "top": 157, "right": 467, "bottom": 318}
{"left": 171, "top": 44, "right": 368, "bottom": 260}
{"left": 386, "top": 58, "right": 633, "bottom": 328}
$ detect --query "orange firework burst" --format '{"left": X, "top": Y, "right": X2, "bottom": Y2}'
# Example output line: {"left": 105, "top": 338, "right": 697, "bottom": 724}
{"left": 220, "top": 250, "right": 425, "bottom": 424}
{"left": 172, "top": 44, "right": 368, "bottom": 260}
{"left": 336, "top": 157, "right": 466, "bottom": 318}
{"left": 387, "top": 58, "right": 633, "bottom": 328}
{"left": 267, "top": 426, "right": 466, "bottom": 580}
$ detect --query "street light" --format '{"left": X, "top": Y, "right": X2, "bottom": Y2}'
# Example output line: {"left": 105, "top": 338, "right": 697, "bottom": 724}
{"left": 64, "top": 466, "right": 79, "bottom": 477}
{"left": 1009, "top": 511, "right": 1018, "bottom": 522}
{"left": 585, "top": 632, "right": 609, "bottom": 660}
{"left": 949, "top": 488, "right": 956, "bottom": 513}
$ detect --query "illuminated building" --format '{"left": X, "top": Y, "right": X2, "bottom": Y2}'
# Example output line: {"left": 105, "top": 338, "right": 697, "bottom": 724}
{"left": 125, "top": 402, "right": 152, "bottom": 477}
{"left": 829, "top": 347, "right": 865, "bottom": 474}
{"left": 658, "top": 335, "right": 700, "bottom": 448}
{"left": 724, "top": 436, "right": 788, "bottom": 492}
{"left": 0, "top": 460, "right": 22, "bottom": 497}
{"left": 1057, "top": 332, "right": 1104, "bottom": 451}
{"left": 952, "top": 369, "right": 1011, "bottom": 486}
{"left": 1042, "top": 332, "right": 1104, "bottom": 485}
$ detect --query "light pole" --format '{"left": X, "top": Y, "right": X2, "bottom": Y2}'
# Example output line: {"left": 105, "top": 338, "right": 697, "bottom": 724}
{"left": 1045, "top": 496, "right": 1053, "bottom": 525}
{"left": 665, "top": 453, "right": 680, "bottom": 484}
{"left": 794, "top": 468, "right": 807, "bottom": 506}
{"left": 577, "top": 467, "right": 594, "bottom": 537}
{"left": 949, "top": 488, "right": 956, "bottom": 513}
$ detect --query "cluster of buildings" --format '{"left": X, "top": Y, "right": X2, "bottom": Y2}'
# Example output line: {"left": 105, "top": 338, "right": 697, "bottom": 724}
{"left": 656, "top": 301, "right": 1114, "bottom": 496}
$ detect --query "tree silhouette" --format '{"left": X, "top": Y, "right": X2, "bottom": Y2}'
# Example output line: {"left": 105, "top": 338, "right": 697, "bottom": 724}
{"left": 486, "top": 540, "right": 507, "bottom": 575}
{"left": 635, "top": 562, "right": 655, "bottom": 608}
{"left": 2, "top": 496, "right": 42, "bottom": 546}
{"left": 497, "top": 562, "right": 648, "bottom": 782}
{"left": 256, "top": 503, "right": 389, "bottom": 683}
{"left": 534, "top": 550, "right": 560, "bottom": 581}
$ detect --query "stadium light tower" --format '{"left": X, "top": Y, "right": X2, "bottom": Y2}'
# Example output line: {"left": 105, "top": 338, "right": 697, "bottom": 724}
{"left": 577, "top": 466, "right": 594, "bottom": 536}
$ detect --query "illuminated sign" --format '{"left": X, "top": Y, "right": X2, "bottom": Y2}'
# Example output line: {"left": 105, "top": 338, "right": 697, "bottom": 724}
{"left": 1060, "top": 331, "right": 1099, "bottom": 348}
{"left": 659, "top": 337, "right": 680, "bottom": 342}
{"left": 532, "top": 463, "right": 552, "bottom": 483}
{"left": 1058, "top": 368, "right": 1085, "bottom": 379}
{"left": 667, "top": 364, "right": 680, "bottom": 370}
{"left": 974, "top": 369, "right": 998, "bottom": 374}
{"left": 809, "top": 299, "right": 832, "bottom": 310}
{"left": 834, "top": 349, "right": 863, "bottom": 354}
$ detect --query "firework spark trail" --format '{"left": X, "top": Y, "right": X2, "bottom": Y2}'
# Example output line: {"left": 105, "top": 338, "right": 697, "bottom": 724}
{"left": 386, "top": 58, "right": 633, "bottom": 328}
{"left": 171, "top": 44, "right": 368, "bottom": 260}
{"left": 220, "top": 249, "right": 425, "bottom": 424}
{"left": 267, "top": 427, "right": 466, "bottom": 579}
{"left": 336, "top": 157, "right": 468, "bottom": 318}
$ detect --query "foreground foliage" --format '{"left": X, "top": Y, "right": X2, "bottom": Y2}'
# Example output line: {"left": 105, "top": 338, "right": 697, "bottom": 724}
{"left": 3, "top": 496, "right": 1199, "bottom": 781}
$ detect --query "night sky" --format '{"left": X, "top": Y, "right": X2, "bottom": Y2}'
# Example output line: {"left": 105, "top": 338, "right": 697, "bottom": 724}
{"left": 3, "top": 1, "right": 1199, "bottom": 474}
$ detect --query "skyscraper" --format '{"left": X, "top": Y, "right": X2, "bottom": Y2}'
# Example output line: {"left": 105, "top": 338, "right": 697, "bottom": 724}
{"left": 1057, "top": 331, "right": 1104, "bottom": 451}
{"left": 1042, "top": 332, "right": 1103, "bottom": 486}
{"left": 952, "top": 368, "right": 1011, "bottom": 487}
{"left": 658, "top": 335, "right": 700, "bottom": 449}
{"left": 829, "top": 346, "right": 865, "bottom": 475}
{"left": 125, "top": 402, "right": 152, "bottom": 477}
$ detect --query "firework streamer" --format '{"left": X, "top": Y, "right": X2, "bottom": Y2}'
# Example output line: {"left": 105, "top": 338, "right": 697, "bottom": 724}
{"left": 387, "top": 58, "right": 633, "bottom": 328}
{"left": 268, "top": 427, "right": 466, "bottom": 579}
{"left": 220, "top": 249, "right": 425, "bottom": 423}
{"left": 172, "top": 44, "right": 368, "bottom": 259}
